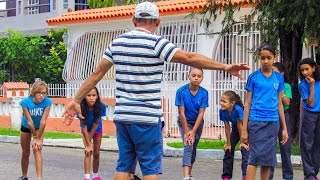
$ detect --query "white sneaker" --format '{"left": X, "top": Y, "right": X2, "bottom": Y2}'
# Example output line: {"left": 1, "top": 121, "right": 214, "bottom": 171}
{"left": 183, "top": 176, "right": 198, "bottom": 180}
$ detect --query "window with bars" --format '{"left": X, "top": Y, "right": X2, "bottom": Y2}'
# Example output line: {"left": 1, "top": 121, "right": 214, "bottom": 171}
{"left": 28, "top": 0, "right": 39, "bottom": 14}
{"left": 156, "top": 19, "right": 198, "bottom": 82}
{"left": 214, "top": 22, "right": 261, "bottom": 80}
{"left": 64, "top": 19, "right": 198, "bottom": 83}
{"left": 63, "top": 29, "right": 128, "bottom": 82}
{"left": 75, "top": 0, "right": 88, "bottom": 11}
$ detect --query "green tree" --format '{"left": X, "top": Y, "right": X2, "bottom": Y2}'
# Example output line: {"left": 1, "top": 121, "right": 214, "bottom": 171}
{"left": 87, "top": 0, "right": 140, "bottom": 8}
{"left": 0, "top": 29, "right": 67, "bottom": 84}
{"left": 198, "top": 0, "right": 320, "bottom": 140}
{"left": 42, "top": 29, "right": 67, "bottom": 83}
{"left": 0, "top": 30, "right": 47, "bottom": 83}
{"left": 87, "top": 0, "right": 116, "bottom": 8}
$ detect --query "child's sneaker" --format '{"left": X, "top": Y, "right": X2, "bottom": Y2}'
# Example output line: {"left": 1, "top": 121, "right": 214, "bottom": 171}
{"left": 243, "top": 176, "right": 247, "bottom": 180}
{"left": 189, "top": 176, "right": 198, "bottom": 180}
{"left": 133, "top": 175, "right": 142, "bottom": 180}
{"left": 222, "top": 178, "right": 230, "bottom": 180}
{"left": 183, "top": 176, "right": 198, "bottom": 180}
{"left": 18, "top": 176, "right": 28, "bottom": 180}
{"left": 92, "top": 177, "right": 102, "bottom": 180}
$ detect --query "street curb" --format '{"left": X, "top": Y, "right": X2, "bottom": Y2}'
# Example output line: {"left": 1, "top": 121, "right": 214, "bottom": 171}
{"left": 0, "top": 135, "right": 302, "bottom": 165}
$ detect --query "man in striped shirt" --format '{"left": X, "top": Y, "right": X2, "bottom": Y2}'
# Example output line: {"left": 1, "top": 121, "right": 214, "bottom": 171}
{"left": 63, "top": 2, "right": 249, "bottom": 180}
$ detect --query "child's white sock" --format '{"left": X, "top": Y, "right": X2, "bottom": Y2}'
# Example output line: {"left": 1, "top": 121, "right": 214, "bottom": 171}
{"left": 84, "top": 174, "right": 90, "bottom": 179}
{"left": 92, "top": 172, "right": 99, "bottom": 178}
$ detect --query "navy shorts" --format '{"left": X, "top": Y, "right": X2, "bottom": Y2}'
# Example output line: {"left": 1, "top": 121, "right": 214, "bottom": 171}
{"left": 115, "top": 120, "right": 162, "bottom": 176}
{"left": 248, "top": 121, "right": 279, "bottom": 166}
{"left": 20, "top": 126, "right": 38, "bottom": 133}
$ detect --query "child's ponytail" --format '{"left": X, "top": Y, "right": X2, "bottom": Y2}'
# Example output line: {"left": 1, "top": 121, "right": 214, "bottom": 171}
{"left": 222, "top": 90, "right": 243, "bottom": 109}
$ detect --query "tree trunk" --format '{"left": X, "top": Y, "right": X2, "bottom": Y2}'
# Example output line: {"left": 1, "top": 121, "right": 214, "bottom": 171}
{"left": 279, "top": 26, "right": 304, "bottom": 142}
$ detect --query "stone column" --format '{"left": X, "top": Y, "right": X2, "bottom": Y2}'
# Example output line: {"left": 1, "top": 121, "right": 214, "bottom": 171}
{"left": 10, "top": 97, "right": 22, "bottom": 129}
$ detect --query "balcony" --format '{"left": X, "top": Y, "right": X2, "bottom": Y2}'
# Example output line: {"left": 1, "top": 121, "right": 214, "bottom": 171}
{"left": 0, "top": 0, "right": 90, "bottom": 36}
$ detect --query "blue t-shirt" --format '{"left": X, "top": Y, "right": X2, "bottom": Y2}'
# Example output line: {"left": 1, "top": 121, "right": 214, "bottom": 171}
{"left": 79, "top": 103, "right": 107, "bottom": 134}
{"left": 219, "top": 104, "right": 243, "bottom": 129}
{"left": 299, "top": 79, "right": 320, "bottom": 112}
{"left": 20, "top": 96, "right": 52, "bottom": 129}
{"left": 175, "top": 84, "right": 208, "bottom": 122}
{"left": 245, "top": 69, "right": 284, "bottom": 121}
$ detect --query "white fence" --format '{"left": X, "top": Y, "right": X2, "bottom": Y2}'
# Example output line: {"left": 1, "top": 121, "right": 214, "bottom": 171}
{"left": 0, "top": 81, "right": 243, "bottom": 139}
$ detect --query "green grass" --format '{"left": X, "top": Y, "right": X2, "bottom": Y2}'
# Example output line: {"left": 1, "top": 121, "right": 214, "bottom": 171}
{"left": 167, "top": 140, "right": 301, "bottom": 155}
{"left": 0, "top": 128, "right": 109, "bottom": 139}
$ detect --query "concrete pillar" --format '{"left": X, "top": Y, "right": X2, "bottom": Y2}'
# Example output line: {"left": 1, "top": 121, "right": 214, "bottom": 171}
{"left": 10, "top": 97, "right": 22, "bottom": 129}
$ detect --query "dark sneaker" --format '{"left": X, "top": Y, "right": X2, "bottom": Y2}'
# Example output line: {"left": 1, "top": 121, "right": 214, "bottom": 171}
{"left": 18, "top": 176, "right": 28, "bottom": 180}
{"left": 133, "top": 175, "right": 142, "bottom": 180}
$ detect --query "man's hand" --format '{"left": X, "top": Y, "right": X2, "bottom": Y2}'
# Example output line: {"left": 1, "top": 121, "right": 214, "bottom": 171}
{"left": 224, "top": 63, "right": 250, "bottom": 80}
{"left": 63, "top": 99, "right": 84, "bottom": 125}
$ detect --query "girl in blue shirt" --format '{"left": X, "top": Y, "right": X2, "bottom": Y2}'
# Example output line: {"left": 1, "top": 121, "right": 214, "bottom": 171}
{"left": 298, "top": 58, "right": 320, "bottom": 180}
{"left": 19, "top": 81, "right": 52, "bottom": 180}
{"left": 241, "top": 43, "right": 288, "bottom": 180}
{"left": 80, "top": 87, "right": 106, "bottom": 180}
{"left": 269, "top": 62, "right": 293, "bottom": 180}
{"left": 175, "top": 68, "right": 208, "bottom": 180}
{"left": 220, "top": 90, "right": 249, "bottom": 180}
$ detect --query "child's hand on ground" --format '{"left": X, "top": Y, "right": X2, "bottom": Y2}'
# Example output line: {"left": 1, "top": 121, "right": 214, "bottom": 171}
{"left": 240, "top": 142, "right": 249, "bottom": 151}
{"left": 84, "top": 143, "right": 93, "bottom": 156}
{"left": 281, "top": 129, "right": 289, "bottom": 145}
{"left": 224, "top": 144, "right": 231, "bottom": 152}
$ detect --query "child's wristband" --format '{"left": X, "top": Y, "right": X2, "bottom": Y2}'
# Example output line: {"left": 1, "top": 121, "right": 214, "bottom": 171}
{"left": 32, "top": 134, "right": 37, "bottom": 139}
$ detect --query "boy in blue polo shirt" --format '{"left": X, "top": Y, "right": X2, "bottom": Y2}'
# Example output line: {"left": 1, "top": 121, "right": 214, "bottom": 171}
{"left": 175, "top": 68, "right": 208, "bottom": 180}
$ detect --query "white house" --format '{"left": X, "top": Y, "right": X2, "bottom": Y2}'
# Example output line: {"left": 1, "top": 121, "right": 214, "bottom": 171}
{"left": 46, "top": 0, "right": 314, "bottom": 138}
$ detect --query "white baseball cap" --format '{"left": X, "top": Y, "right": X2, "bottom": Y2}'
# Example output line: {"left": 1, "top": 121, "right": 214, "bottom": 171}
{"left": 134, "top": 2, "right": 159, "bottom": 19}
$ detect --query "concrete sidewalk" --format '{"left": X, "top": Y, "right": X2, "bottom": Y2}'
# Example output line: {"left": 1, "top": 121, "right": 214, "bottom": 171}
{"left": 0, "top": 135, "right": 302, "bottom": 166}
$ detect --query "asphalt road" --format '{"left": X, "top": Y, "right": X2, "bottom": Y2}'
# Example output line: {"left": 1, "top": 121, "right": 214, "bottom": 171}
{"left": 0, "top": 142, "right": 304, "bottom": 180}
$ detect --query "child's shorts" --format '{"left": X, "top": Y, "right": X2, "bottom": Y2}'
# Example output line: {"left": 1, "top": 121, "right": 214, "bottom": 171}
{"left": 248, "top": 120, "right": 279, "bottom": 166}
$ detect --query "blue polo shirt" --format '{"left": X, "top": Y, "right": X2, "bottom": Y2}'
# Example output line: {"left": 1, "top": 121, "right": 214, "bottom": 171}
{"left": 80, "top": 103, "right": 107, "bottom": 134}
{"left": 175, "top": 84, "right": 208, "bottom": 122}
{"left": 20, "top": 96, "right": 52, "bottom": 129}
{"left": 219, "top": 104, "right": 243, "bottom": 129}
{"left": 245, "top": 69, "right": 284, "bottom": 121}
{"left": 299, "top": 79, "right": 320, "bottom": 112}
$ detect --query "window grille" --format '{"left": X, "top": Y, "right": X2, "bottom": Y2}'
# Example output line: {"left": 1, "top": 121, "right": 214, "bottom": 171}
{"left": 63, "top": 29, "right": 128, "bottom": 83}
{"left": 156, "top": 19, "right": 198, "bottom": 82}
{"left": 28, "top": 0, "right": 39, "bottom": 14}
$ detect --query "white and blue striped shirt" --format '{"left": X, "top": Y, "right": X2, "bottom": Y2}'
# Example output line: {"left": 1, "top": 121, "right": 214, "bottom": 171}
{"left": 103, "top": 29, "right": 179, "bottom": 125}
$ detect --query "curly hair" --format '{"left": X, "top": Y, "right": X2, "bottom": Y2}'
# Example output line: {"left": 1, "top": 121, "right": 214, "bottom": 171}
{"left": 297, "top": 58, "right": 320, "bottom": 81}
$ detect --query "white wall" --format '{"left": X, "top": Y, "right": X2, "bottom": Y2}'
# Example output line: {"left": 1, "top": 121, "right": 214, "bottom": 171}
{"left": 0, "top": 0, "right": 75, "bottom": 36}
